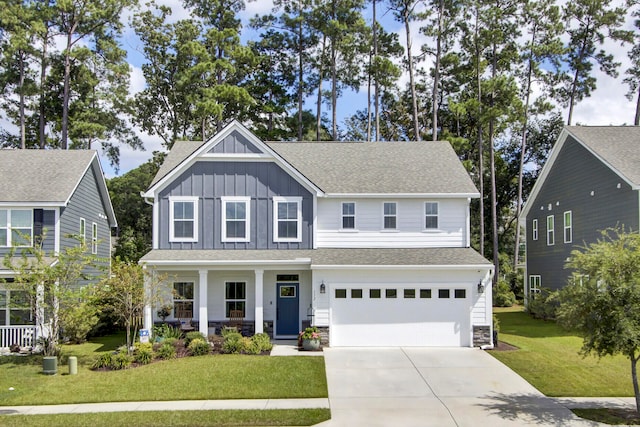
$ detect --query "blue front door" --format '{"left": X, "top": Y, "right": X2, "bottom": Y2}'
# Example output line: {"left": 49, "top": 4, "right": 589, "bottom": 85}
{"left": 276, "top": 283, "right": 299, "bottom": 336}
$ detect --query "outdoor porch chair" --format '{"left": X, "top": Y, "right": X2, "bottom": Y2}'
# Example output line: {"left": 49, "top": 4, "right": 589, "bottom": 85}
{"left": 229, "top": 310, "right": 244, "bottom": 331}
{"left": 176, "top": 309, "right": 195, "bottom": 332}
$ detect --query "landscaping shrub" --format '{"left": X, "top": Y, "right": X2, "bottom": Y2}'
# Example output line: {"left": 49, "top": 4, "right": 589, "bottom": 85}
{"left": 184, "top": 331, "right": 207, "bottom": 347}
{"left": 187, "top": 338, "right": 210, "bottom": 356}
{"left": 91, "top": 352, "right": 113, "bottom": 369}
{"left": 493, "top": 279, "right": 516, "bottom": 307}
{"left": 153, "top": 323, "right": 182, "bottom": 340}
{"left": 156, "top": 342, "right": 177, "bottom": 359}
{"left": 60, "top": 300, "right": 99, "bottom": 344}
{"left": 111, "top": 350, "right": 133, "bottom": 370}
{"left": 222, "top": 331, "right": 244, "bottom": 354}
{"left": 134, "top": 342, "right": 154, "bottom": 365}
{"left": 527, "top": 288, "right": 560, "bottom": 320}
{"left": 221, "top": 326, "right": 240, "bottom": 338}
{"left": 251, "top": 333, "right": 273, "bottom": 352}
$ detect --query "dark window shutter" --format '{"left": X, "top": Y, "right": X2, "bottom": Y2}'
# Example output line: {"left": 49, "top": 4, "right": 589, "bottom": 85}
{"left": 33, "top": 209, "right": 43, "bottom": 246}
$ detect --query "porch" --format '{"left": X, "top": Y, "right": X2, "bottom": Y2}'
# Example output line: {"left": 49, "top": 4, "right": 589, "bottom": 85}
{"left": 0, "top": 325, "right": 37, "bottom": 349}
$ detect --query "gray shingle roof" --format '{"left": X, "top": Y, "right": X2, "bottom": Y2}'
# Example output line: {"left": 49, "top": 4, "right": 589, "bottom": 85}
{"left": 566, "top": 126, "right": 640, "bottom": 186}
{"left": 140, "top": 247, "right": 491, "bottom": 267}
{"left": 266, "top": 141, "right": 479, "bottom": 194}
{"left": 0, "top": 150, "right": 96, "bottom": 203}
{"left": 149, "top": 140, "right": 203, "bottom": 189}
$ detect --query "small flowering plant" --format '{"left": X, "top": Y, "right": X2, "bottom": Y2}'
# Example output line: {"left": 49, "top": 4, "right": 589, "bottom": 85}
{"left": 299, "top": 326, "right": 320, "bottom": 341}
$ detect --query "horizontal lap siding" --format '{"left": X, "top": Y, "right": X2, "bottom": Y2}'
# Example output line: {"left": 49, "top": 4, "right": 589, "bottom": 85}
{"left": 316, "top": 198, "right": 467, "bottom": 247}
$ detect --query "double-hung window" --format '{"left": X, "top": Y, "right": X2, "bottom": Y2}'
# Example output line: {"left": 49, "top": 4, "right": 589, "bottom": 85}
{"left": 546, "top": 215, "right": 554, "bottom": 246}
{"left": 91, "top": 223, "right": 98, "bottom": 254}
{"left": 341, "top": 202, "right": 355, "bottom": 229}
{"left": 383, "top": 202, "right": 397, "bottom": 230}
{"left": 273, "top": 197, "right": 302, "bottom": 242}
{"left": 425, "top": 202, "right": 438, "bottom": 229}
{"left": 0, "top": 289, "right": 33, "bottom": 326}
{"left": 0, "top": 209, "right": 33, "bottom": 247}
{"left": 173, "top": 282, "right": 194, "bottom": 317}
{"left": 169, "top": 197, "right": 198, "bottom": 242}
{"left": 532, "top": 219, "right": 538, "bottom": 241}
{"left": 529, "top": 275, "right": 541, "bottom": 298}
{"left": 222, "top": 197, "right": 250, "bottom": 242}
{"left": 225, "top": 282, "right": 246, "bottom": 317}
{"left": 79, "top": 218, "right": 86, "bottom": 245}
{"left": 564, "top": 211, "right": 572, "bottom": 243}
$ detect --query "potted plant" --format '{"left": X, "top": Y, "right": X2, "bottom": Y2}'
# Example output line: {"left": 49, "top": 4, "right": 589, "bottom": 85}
{"left": 299, "top": 326, "right": 321, "bottom": 351}
{"left": 157, "top": 305, "right": 172, "bottom": 322}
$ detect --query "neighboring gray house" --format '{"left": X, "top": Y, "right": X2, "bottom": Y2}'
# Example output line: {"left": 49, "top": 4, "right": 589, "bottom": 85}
{"left": 0, "top": 150, "right": 117, "bottom": 347}
{"left": 141, "top": 121, "right": 494, "bottom": 347}
{"left": 522, "top": 126, "right": 640, "bottom": 299}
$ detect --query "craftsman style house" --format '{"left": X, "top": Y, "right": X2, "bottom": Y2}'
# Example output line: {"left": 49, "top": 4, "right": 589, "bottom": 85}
{"left": 141, "top": 121, "right": 493, "bottom": 347}
{"left": 522, "top": 126, "right": 640, "bottom": 300}
{"left": 0, "top": 150, "right": 117, "bottom": 348}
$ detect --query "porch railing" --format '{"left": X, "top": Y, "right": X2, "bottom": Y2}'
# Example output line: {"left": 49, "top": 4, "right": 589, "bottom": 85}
{"left": 1, "top": 325, "right": 37, "bottom": 349}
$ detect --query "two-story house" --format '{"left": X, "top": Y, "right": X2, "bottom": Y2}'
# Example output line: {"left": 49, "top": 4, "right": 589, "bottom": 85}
{"left": 522, "top": 126, "right": 640, "bottom": 300}
{"left": 0, "top": 150, "right": 117, "bottom": 348}
{"left": 140, "top": 121, "right": 493, "bottom": 347}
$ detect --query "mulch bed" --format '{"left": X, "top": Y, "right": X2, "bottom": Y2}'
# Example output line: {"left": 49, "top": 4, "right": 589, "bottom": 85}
{"left": 489, "top": 340, "right": 519, "bottom": 351}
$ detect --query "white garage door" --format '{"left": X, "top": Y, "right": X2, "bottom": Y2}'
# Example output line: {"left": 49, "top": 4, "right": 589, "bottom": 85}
{"left": 330, "top": 286, "right": 471, "bottom": 347}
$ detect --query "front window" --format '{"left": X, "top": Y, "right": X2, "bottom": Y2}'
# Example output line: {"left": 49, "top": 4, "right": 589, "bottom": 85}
{"left": 225, "top": 282, "right": 246, "bottom": 317}
{"left": 342, "top": 202, "right": 355, "bottom": 229}
{"left": 222, "top": 197, "right": 250, "bottom": 242}
{"left": 564, "top": 211, "right": 572, "bottom": 243}
{"left": 273, "top": 197, "right": 302, "bottom": 242}
{"left": 0, "top": 209, "right": 33, "bottom": 247}
{"left": 91, "top": 222, "right": 98, "bottom": 254}
{"left": 0, "top": 290, "right": 33, "bottom": 326}
{"left": 425, "top": 202, "right": 438, "bottom": 229}
{"left": 173, "top": 282, "right": 194, "bottom": 318}
{"left": 169, "top": 197, "right": 198, "bottom": 242}
{"left": 383, "top": 202, "right": 397, "bottom": 230}
{"left": 529, "top": 275, "right": 541, "bottom": 298}
{"left": 546, "top": 215, "right": 554, "bottom": 246}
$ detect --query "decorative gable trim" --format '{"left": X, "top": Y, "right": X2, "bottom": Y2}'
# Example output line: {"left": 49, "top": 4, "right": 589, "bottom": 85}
{"left": 143, "top": 121, "right": 323, "bottom": 198}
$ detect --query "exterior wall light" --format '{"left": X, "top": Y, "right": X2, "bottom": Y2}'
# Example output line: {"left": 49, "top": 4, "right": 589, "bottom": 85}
{"left": 477, "top": 281, "right": 484, "bottom": 293}
{"left": 320, "top": 281, "right": 326, "bottom": 294}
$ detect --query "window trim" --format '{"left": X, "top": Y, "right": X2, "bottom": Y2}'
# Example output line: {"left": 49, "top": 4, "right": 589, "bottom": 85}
{"left": 341, "top": 202, "right": 356, "bottom": 230}
{"left": 529, "top": 275, "right": 541, "bottom": 297}
{"left": 273, "top": 196, "right": 302, "bottom": 243}
{"left": 0, "top": 209, "right": 33, "bottom": 248}
{"left": 79, "top": 218, "right": 86, "bottom": 246}
{"left": 424, "top": 201, "right": 439, "bottom": 230}
{"left": 564, "top": 211, "right": 572, "bottom": 244}
{"left": 546, "top": 215, "right": 554, "bottom": 246}
{"left": 225, "top": 281, "right": 246, "bottom": 318}
{"left": 221, "top": 196, "right": 251, "bottom": 243}
{"left": 532, "top": 219, "right": 538, "bottom": 241}
{"left": 169, "top": 196, "right": 199, "bottom": 243}
{"left": 91, "top": 222, "right": 98, "bottom": 254}
{"left": 382, "top": 202, "right": 397, "bottom": 230}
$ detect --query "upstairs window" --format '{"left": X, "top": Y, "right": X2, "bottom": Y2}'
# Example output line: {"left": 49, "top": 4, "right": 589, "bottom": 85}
{"left": 425, "top": 202, "right": 438, "bottom": 229}
{"left": 79, "top": 218, "right": 86, "bottom": 245}
{"left": 273, "top": 197, "right": 302, "bottom": 242}
{"left": 91, "top": 223, "right": 98, "bottom": 254}
{"left": 169, "top": 197, "right": 198, "bottom": 242}
{"left": 546, "top": 215, "right": 554, "bottom": 246}
{"left": 532, "top": 219, "right": 538, "bottom": 241}
{"left": 564, "top": 211, "right": 572, "bottom": 244}
{"left": 222, "top": 197, "right": 250, "bottom": 242}
{"left": 341, "top": 202, "right": 356, "bottom": 229}
{"left": 0, "top": 209, "right": 33, "bottom": 247}
{"left": 383, "top": 202, "right": 397, "bottom": 230}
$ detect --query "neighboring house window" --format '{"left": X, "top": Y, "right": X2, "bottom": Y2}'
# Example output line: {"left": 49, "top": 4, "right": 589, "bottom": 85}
{"left": 173, "top": 282, "right": 194, "bottom": 317}
{"left": 0, "top": 209, "right": 33, "bottom": 247}
{"left": 273, "top": 197, "right": 302, "bottom": 242}
{"left": 564, "top": 211, "right": 572, "bottom": 243}
{"left": 532, "top": 219, "right": 538, "bottom": 241}
{"left": 546, "top": 215, "right": 554, "bottom": 246}
{"left": 383, "top": 202, "right": 397, "bottom": 230}
{"left": 529, "top": 275, "right": 541, "bottom": 298}
{"left": 425, "top": 202, "right": 438, "bottom": 229}
{"left": 91, "top": 223, "right": 98, "bottom": 254}
{"left": 79, "top": 218, "right": 86, "bottom": 245}
{"left": 341, "top": 202, "right": 355, "bottom": 229}
{"left": 169, "top": 197, "right": 198, "bottom": 242}
{"left": 0, "top": 290, "right": 33, "bottom": 326}
{"left": 222, "top": 197, "right": 250, "bottom": 242}
{"left": 225, "top": 282, "right": 246, "bottom": 317}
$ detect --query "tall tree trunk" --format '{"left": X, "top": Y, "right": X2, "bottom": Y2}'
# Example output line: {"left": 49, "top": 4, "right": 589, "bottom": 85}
{"left": 404, "top": 9, "right": 420, "bottom": 141}
{"left": 316, "top": 35, "right": 327, "bottom": 141}
{"left": 490, "top": 39, "right": 499, "bottom": 287}
{"left": 632, "top": 353, "right": 640, "bottom": 414}
{"left": 475, "top": 7, "right": 484, "bottom": 257}
{"left": 635, "top": 85, "right": 640, "bottom": 126}
{"left": 373, "top": 0, "right": 379, "bottom": 142}
{"left": 39, "top": 29, "right": 49, "bottom": 149}
{"left": 297, "top": 10, "right": 304, "bottom": 140}
{"left": 19, "top": 52, "right": 26, "bottom": 149}
{"left": 331, "top": 39, "right": 337, "bottom": 140}
{"left": 566, "top": 33, "right": 589, "bottom": 126}
{"left": 366, "top": 50, "right": 372, "bottom": 141}
{"left": 431, "top": 0, "right": 444, "bottom": 141}
{"left": 61, "top": 30, "right": 74, "bottom": 149}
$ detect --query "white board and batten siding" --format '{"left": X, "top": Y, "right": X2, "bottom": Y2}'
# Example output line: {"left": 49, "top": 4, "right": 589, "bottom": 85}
{"left": 316, "top": 198, "right": 468, "bottom": 248}
{"left": 312, "top": 268, "right": 492, "bottom": 347}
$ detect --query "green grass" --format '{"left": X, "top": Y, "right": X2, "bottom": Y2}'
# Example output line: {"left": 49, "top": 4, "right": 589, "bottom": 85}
{"left": 0, "top": 334, "right": 328, "bottom": 406}
{"left": 0, "top": 409, "right": 331, "bottom": 427}
{"left": 572, "top": 408, "right": 640, "bottom": 425}
{"left": 490, "top": 306, "right": 633, "bottom": 397}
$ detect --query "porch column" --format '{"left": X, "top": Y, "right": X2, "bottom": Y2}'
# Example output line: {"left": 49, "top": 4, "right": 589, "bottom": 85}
{"left": 36, "top": 283, "right": 45, "bottom": 339}
{"left": 198, "top": 269, "right": 208, "bottom": 337}
{"left": 254, "top": 269, "right": 264, "bottom": 334}
{"left": 143, "top": 266, "right": 152, "bottom": 334}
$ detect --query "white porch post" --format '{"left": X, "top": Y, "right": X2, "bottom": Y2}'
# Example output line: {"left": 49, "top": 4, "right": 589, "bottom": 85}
{"left": 198, "top": 269, "right": 208, "bottom": 336}
{"left": 142, "top": 266, "right": 152, "bottom": 333}
{"left": 36, "top": 283, "right": 45, "bottom": 338}
{"left": 254, "top": 269, "right": 264, "bottom": 334}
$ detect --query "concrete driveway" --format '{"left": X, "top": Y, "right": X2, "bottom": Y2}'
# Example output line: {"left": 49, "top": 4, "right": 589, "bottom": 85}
{"left": 320, "top": 347, "right": 601, "bottom": 427}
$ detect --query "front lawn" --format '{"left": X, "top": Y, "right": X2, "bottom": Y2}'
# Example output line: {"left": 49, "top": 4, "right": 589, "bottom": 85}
{"left": 0, "top": 334, "right": 327, "bottom": 406}
{"left": 490, "top": 306, "right": 633, "bottom": 397}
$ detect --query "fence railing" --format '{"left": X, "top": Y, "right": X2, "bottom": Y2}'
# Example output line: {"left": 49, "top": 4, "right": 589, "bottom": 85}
{"left": 1, "top": 325, "right": 37, "bottom": 348}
